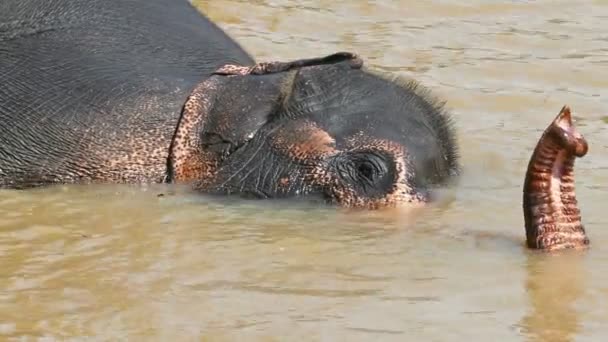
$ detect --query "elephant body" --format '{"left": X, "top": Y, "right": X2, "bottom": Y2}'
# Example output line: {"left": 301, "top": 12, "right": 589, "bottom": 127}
{"left": 0, "top": 0, "right": 459, "bottom": 208}
{"left": 0, "top": 0, "right": 253, "bottom": 187}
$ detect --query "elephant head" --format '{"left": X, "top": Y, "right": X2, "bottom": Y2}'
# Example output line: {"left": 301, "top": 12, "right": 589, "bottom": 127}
{"left": 169, "top": 52, "right": 459, "bottom": 209}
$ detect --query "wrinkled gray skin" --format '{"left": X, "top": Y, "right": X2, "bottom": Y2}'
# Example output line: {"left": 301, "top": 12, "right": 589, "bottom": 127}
{"left": 0, "top": 0, "right": 459, "bottom": 208}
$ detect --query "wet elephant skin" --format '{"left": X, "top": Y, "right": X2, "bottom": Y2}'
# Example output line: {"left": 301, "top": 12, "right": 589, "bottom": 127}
{"left": 0, "top": 0, "right": 458, "bottom": 209}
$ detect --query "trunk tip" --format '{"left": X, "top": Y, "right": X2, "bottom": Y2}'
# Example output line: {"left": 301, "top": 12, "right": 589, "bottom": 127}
{"left": 555, "top": 105, "right": 573, "bottom": 128}
{"left": 550, "top": 105, "right": 588, "bottom": 157}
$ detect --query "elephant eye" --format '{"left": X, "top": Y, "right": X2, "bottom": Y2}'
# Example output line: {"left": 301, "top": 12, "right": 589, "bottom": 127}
{"left": 332, "top": 151, "right": 396, "bottom": 197}
{"left": 355, "top": 158, "right": 382, "bottom": 184}
{"left": 358, "top": 161, "right": 374, "bottom": 178}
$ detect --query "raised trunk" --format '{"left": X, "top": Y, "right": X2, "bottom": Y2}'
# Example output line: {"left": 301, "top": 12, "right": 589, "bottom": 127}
{"left": 523, "top": 106, "right": 589, "bottom": 251}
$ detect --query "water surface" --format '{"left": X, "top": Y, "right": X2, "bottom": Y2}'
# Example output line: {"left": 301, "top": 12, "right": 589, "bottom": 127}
{"left": 1, "top": 1, "right": 608, "bottom": 340}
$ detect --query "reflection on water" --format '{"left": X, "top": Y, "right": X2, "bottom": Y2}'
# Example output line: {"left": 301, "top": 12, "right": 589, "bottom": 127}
{"left": 2, "top": 0, "right": 608, "bottom": 340}
{"left": 520, "top": 252, "right": 586, "bottom": 342}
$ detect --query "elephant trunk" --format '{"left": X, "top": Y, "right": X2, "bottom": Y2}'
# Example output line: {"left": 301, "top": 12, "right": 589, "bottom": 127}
{"left": 523, "top": 105, "right": 589, "bottom": 251}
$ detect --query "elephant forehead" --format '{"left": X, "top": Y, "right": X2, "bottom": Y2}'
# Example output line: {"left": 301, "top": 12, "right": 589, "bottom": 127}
{"left": 342, "top": 133, "right": 408, "bottom": 160}
{"left": 269, "top": 120, "right": 337, "bottom": 162}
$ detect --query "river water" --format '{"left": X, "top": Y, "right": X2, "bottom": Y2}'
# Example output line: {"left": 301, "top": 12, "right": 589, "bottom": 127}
{"left": 1, "top": 1, "right": 607, "bottom": 341}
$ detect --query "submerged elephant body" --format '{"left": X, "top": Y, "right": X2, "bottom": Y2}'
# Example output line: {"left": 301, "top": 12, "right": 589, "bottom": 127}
{"left": 0, "top": 0, "right": 591, "bottom": 250}
{"left": 0, "top": 0, "right": 458, "bottom": 208}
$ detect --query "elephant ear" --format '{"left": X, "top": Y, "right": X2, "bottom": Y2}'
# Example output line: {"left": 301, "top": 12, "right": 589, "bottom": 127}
{"left": 167, "top": 52, "right": 364, "bottom": 183}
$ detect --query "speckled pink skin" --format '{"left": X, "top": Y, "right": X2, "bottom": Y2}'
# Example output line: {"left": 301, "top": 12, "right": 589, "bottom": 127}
{"left": 170, "top": 53, "right": 449, "bottom": 208}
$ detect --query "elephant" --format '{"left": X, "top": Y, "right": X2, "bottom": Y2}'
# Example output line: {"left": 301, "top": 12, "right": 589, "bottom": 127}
{"left": 0, "top": 0, "right": 590, "bottom": 250}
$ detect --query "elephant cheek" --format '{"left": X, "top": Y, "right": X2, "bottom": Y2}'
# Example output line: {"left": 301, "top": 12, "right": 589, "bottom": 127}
{"left": 269, "top": 120, "right": 338, "bottom": 162}
{"left": 268, "top": 120, "right": 338, "bottom": 194}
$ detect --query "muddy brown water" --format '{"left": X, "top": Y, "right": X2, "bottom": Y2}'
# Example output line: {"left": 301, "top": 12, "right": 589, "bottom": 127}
{"left": 1, "top": 1, "right": 608, "bottom": 341}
